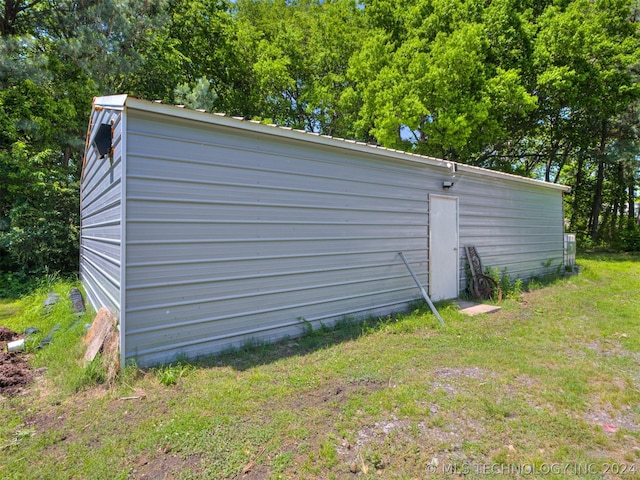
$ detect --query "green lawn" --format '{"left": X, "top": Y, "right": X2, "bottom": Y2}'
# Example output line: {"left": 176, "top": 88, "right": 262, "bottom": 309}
{"left": 1, "top": 253, "right": 639, "bottom": 479}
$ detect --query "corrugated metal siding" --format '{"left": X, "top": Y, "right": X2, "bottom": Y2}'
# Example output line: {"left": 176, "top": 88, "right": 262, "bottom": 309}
{"left": 457, "top": 173, "right": 565, "bottom": 288}
{"left": 123, "top": 111, "right": 443, "bottom": 366}
{"left": 80, "top": 107, "right": 123, "bottom": 316}
{"left": 80, "top": 96, "right": 569, "bottom": 368}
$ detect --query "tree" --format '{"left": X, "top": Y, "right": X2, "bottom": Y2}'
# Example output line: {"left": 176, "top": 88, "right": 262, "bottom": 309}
{"left": 1, "top": 0, "right": 639, "bottom": 286}
{"left": 174, "top": 76, "right": 219, "bottom": 112}
{"left": 535, "top": 0, "right": 640, "bottom": 243}
{"left": 0, "top": 0, "right": 172, "bottom": 281}
{"left": 234, "top": 0, "right": 366, "bottom": 133}
{"left": 349, "top": 0, "right": 538, "bottom": 160}
{"left": 350, "top": 0, "right": 639, "bottom": 248}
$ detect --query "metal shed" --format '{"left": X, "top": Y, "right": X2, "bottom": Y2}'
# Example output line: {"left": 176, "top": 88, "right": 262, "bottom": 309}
{"left": 81, "top": 94, "right": 570, "bottom": 367}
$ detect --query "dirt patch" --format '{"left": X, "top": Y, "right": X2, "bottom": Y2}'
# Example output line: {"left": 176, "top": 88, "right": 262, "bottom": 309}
{"left": 0, "top": 326, "right": 19, "bottom": 343}
{"left": 583, "top": 404, "right": 639, "bottom": 432}
{"left": 337, "top": 416, "right": 412, "bottom": 457}
{"left": 131, "top": 451, "right": 203, "bottom": 479}
{"left": 289, "top": 378, "right": 386, "bottom": 412}
{"left": 335, "top": 416, "right": 415, "bottom": 475}
{"left": 0, "top": 351, "right": 33, "bottom": 396}
{"left": 0, "top": 325, "right": 34, "bottom": 396}
{"left": 430, "top": 366, "right": 495, "bottom": 395}
{"left": 0, "top": 326, "right": 34, "bottom": 396}
{"left": 581, "top": 339, "right": 626, "bottom": 357}
{"left": 334, "top": 412, "right": 487, "bottom": 475}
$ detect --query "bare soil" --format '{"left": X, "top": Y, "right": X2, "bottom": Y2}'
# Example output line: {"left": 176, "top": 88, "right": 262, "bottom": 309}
{"left": 0, "top": 325, "right": 18, "bottom": 342}
{"left": 0, "top": 326, "right": 33, "bottom": 396}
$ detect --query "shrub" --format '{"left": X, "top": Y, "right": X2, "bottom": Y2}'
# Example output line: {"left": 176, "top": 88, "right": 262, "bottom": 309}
{"left": 486, "top": 267, "right": 523, "bottom": 300}
{"left": 0, "top": 149, "right": 79, "bottom": 281}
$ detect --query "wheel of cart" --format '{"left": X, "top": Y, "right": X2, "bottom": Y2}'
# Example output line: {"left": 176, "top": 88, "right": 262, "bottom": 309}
{"left": 464, "top": 245, "right": 502, "bottom": 301}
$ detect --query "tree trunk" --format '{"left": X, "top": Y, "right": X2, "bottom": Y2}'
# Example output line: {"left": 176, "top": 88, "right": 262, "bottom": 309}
{"left": 614, "top": 161, "right": 625, "bottom": 239}
{"left": 545, "top": 139, "right": 560, "bottom": 183}
{"left": 629, "top": 177, "right": 636, "bottom": 226}
{"left": 569, "top": 152, "right": 585, "bottom": 231}
{"left": 611, "top": 199, "right": 619, "bottom": 241}
{"left": 598, "top": 204, "right": 612, "bottom": 242}
{"left": 589, "top": 158, "right": 605, "bottom": 240}
{"left": 589, "top": 122, "right": 608, "bottom": 241}
{"left": 552, "top": 146, "right": 570, "bottom": 184}
{"left": 1, "top": 0, "right": 43, "bottom": 37}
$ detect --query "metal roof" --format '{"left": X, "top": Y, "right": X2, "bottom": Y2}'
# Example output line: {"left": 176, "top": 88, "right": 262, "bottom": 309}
{"left": 93, "top": 95, "right": 571, "bottom": 192}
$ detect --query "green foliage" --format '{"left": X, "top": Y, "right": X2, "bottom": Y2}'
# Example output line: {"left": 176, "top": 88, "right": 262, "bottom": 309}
{"left": 348, "top": 0, "right": 543, "bottom": 159}
{"left": 0, "top": 270, "right": 76, "bottom": 300}
{"left": 82, "top": 354, "right": 107, "bottom": 386}
{"left": 0, "top": 279, "right": 101, "bottom": 394}
{"left": 0, "top": 152, "right": 80, "bottom": 276}
{"left": 0, "top": 0, "right": 639, "bottom": 279}
{"left": 233, "top": 0, "right": 366, "bottom": 131}
{"left": 173, "top": 76, "right": 218, "bottom": 111}
{"left": 486, "top": 267, "right": 523, "bottom": 300}
{"left": 297, "top": 316, "right": 314, "bottom": 336}
{"left": 154, "top": 361, "right": 195, "bottom": 386}
{"left": 613, "top": 223, "right": 640, "bottom": 252}
{"left": 0, "top": 272, "right": 35, "bottom": 299}
{"left": 0, "top": 0, "right": 166, "bottom": 281}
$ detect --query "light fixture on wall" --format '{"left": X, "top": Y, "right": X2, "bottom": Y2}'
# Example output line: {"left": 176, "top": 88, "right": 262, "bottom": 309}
{"left": 93, "top": 123, "right": 113, "bottom": 159}
{"left": 442, "top": 161, "right": 457, "bottom": 190}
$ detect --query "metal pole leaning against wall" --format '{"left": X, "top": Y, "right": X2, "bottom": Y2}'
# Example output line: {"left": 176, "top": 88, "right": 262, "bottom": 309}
{"left": 398, "top": 252, "right": 445, "bottom": 327}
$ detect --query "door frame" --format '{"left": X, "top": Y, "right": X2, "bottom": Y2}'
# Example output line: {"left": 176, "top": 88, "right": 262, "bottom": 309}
{"left": 428, "top": 194, "right": 459, "bottom": 300}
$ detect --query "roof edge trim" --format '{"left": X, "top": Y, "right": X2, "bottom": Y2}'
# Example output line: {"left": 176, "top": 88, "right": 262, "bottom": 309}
{"left": 94, "top": 94, "right": 570, "bottom": 192}
{"left": 93, "top": 94, "right": 128, "bottom": 110}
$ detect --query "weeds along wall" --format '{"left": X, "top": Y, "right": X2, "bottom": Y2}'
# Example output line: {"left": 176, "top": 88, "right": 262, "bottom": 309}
{"left": 80, "top": 95, "right": 570, "bottom": 367}
{"left": 457, "top": 173, "right": 566, "bottom": 280}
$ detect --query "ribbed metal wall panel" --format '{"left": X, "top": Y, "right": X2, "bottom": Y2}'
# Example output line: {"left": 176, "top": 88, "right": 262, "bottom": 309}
{"left": 80, "top": 96, "right": 568, "bottom": 368}
{"left": 457, "top": 173, "right": 565, "bottom": 287}
{"left": 123, "top": 111, "right": 439, "bottom": 366}
{"left": 80, "top": 107, "right": 123, "bottom": 316}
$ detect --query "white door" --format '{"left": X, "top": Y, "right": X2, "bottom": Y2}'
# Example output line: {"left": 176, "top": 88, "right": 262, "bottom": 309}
{"left": 429, "top": 195, "right": 459, "bottom": 300}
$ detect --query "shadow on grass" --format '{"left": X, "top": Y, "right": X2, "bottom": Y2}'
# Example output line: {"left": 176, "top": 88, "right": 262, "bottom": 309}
{"left": 190, "top": 300, "right": 444, "bottom": 372}
{"left": 153, "top": 271, "right": 574, "bottom": 374}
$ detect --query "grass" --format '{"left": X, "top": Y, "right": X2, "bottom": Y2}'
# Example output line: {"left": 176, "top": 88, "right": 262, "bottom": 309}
{"left": 0, "top": 299, "right": 22, "bottom": 322}
{"left": 0, "top": 252, "right": 639, "bottom": 479}
{"left": 0, "top": 282, "right": 100, "bottom": 396}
